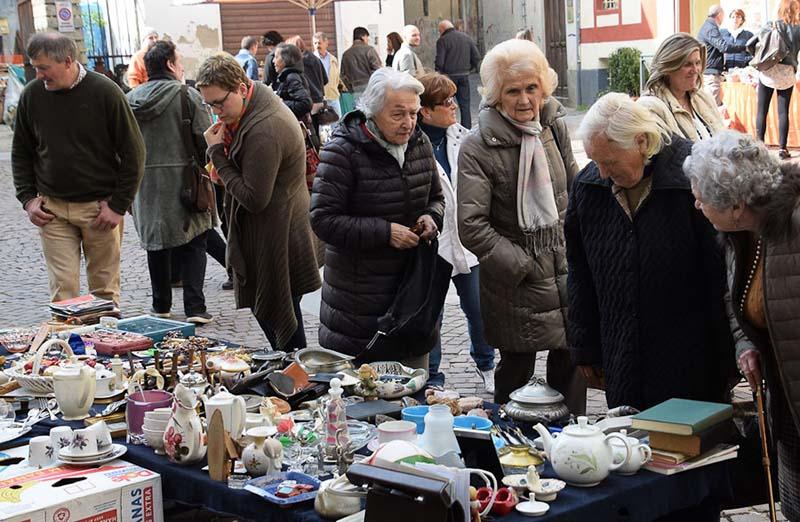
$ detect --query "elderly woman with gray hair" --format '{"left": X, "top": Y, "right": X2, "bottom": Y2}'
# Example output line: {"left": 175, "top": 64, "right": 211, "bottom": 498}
{"left": 684, "top": 130, "right": 800, "bottom": 520}
{"left": 457, "top": 38, "right": 585, "bottom": 408}
{"left": 311, "top": 68, "right": 444, "bottom": 362}
{"left": 638, "top": 32, "right": 723, "bottom": 141}
{"left": 565, "top": 92, "right": 735, "bottom": 411}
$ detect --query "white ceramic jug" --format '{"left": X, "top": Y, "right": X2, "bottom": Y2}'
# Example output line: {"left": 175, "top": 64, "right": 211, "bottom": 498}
{"left": 611, "top": 429, "right": 652, "bottom": 475}
{"left": 53, "top": 364, "right": 96, "bottom": 421}
{"left": 203, "top": 387, "right": 247, "bottom": 439}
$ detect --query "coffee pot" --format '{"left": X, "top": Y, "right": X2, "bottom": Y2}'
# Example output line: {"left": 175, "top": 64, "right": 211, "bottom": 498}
{"left": 203, "top": 386, "right": 246, "bottom": 439}
{"left": 53, "top": 363, "right": 96, "bottom": 421}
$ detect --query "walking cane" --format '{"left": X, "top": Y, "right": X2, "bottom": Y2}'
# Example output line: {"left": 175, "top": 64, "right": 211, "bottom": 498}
{"left": 756, "top": 381, "right": 778, "bottom": 522}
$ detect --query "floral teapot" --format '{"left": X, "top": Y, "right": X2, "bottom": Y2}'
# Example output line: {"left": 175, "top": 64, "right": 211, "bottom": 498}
{"left": 533, "top": 416, "right": 631, "bottom": 487}
{"left": 163, "top": 384, "right": 206, "bottom": 465}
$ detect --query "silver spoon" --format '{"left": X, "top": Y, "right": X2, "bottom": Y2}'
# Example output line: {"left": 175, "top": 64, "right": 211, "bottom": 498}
{"left": 21, "top": 408, "right": 40, "bottom": 429}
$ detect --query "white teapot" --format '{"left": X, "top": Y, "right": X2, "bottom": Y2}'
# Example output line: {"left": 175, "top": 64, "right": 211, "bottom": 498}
{"left": 610, "top": 429, "right": 652, "bottom": 475}
{"left": 533, "top": 416, "right": 631, "bottom": 487}
{"left": 53, "top": 363, "right": 96, "bottom": 421}
{"left": 203, "top": 387, "right": 247, "bottom": 439}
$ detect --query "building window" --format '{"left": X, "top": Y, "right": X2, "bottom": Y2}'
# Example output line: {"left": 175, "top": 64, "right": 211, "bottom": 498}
{"left": 597, "top": 0, "right": 619, "bottom": 12}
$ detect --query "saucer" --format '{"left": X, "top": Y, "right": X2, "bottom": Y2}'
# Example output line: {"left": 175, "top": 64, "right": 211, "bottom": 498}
{"left": 59, "top": 444, "right": 126, "bottom": 466}
{"left": 94, "top": 388, "right": 125, "bottom": 400}
{"left": 516, "top": 500, "right": 550, "bottom": 517}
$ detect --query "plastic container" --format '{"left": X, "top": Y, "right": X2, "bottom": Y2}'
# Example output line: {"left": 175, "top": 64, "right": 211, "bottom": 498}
{"left": 115, "top": 315, "right": 195, "bottom": 342}
{"left": 401, "top": 405, "right": 429, "bottom": 434}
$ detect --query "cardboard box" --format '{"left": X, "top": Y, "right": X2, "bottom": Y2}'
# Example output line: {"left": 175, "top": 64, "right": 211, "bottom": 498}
{"left": 0, "top": 445, "right": 163, "bottom": 522}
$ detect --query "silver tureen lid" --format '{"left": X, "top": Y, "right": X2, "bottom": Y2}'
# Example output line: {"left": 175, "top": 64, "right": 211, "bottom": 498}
{"left": 508, "top": 377, "right": 565, "bottom": 405}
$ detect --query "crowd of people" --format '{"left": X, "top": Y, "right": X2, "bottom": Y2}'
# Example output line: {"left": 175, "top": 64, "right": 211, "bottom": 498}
{"left": 9, "top": 5, "right": 800, "bottom": 517}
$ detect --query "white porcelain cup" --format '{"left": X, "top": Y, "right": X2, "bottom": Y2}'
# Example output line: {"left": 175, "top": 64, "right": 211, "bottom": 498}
{"left": 50, "top": 426, "right": 73, "bottom": 454}
{"left": 377, "top": 420, "right": 418, "bottom": 444}
{"left": 28, "top": 436, "right": 54, "bottom": 468}
{"left": 68, "top": 428, "right": 99, "bottom": 456}
{"left": 86, "top": 421, "right": 113, "bottom": 453}
{"left": 95, "top": 370, "right": 116, "bottom": 396}
{"left": 245, "top": 413, "right": 266, "bottom": 432}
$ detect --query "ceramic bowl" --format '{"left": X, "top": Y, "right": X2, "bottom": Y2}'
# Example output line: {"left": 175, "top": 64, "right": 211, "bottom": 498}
{"left": 501, "top": 474, "right": 529, "bottom": 494}
{"left": 144, "top": 410, "right": 172, "bottom": 422}
{"left": 453, "top": 415, "right": 493, "bottom": 431}
{"left": 142, "top": 427, "right": 165, "bottom": 453}
{"left": 401, "top": 405, "right": 429, "bottom": 434}
{"left": 142, "top": 418, "right": 168, "bottom": 431}
{"left": 531, "top": 479, "right": 566, "bottom": 502}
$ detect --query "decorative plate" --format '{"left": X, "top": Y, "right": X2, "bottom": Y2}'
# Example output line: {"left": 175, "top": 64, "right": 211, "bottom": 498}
{"left": 341, "top": 361, "right": 428, "bottom": 399}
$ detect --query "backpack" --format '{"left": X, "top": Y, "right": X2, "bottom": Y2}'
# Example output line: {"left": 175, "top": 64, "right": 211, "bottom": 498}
{"left": 748, "top": 22, "right": 790, "bottom": 71}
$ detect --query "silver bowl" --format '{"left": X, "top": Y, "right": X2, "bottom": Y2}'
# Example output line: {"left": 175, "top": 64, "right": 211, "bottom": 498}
{"left": 293, "top": 347, "right": 354, "bottom": 374}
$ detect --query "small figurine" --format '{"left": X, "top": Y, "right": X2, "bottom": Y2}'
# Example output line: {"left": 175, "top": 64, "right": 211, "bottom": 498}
{"left": 357, "top": 363, "right": 380, "bottom": 400}
{"left": 526, "top": 465, "right": 541, "bottom": 492}
{"left": 335, "top": 427, "right": 355, "bottom": 475}
{"left": 259, "top": 396, "right": 280, "bottom": 426}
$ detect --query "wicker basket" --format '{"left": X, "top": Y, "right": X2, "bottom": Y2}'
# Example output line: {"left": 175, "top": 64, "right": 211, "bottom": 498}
{"left": 5, "top": 338, "right": 75, "bottom": 394}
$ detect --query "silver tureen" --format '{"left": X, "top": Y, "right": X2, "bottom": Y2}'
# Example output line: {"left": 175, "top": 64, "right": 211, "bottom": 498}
{"left": 502, "top": 377, "right": 570, "bottom": 424}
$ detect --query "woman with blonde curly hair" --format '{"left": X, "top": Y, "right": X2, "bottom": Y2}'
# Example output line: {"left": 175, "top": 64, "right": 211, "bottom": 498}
{"left": 638, "top": 32, "right": 722, "bottom": 141}
{"left": 457, "top": 38, "right": 585, "bottom": 408}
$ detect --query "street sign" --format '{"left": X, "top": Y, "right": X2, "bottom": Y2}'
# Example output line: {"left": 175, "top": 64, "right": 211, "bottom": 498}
{"left": 55, "top": 1, "right": 75, "bottom": 33}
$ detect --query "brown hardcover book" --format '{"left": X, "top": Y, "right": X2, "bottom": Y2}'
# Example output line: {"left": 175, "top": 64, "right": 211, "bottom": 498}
{"left": 649, "top": 420, "right": 734, "bottom": 458}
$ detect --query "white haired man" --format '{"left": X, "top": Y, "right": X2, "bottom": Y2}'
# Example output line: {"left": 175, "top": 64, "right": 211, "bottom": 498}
{"left": 235, "top": 35, "right": 260, "bottom": 81}
{"left": 13, "top": 32, "right": 145, "bottom": 304}
{"left": 393, "top": 25, "right": 424, "bottom": 76}
{"left": 697, "top": 4, "right": 745, "bottom": 105}
{"left": 311, "top": 68, "right": 445, "bottom": 366}
{"left": 313, "top": 32, "right": 342, "bottom": 115}
{"left": 565, "top": 93, "right": 735, "bottom": 411}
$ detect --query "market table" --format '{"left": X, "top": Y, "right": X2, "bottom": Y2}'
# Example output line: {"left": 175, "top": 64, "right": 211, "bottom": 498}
{"left": 723, "top": 79, "right": 800, "bottom": 147}
{"left": 0, "top": 403, "right": 738, "bottom": 522}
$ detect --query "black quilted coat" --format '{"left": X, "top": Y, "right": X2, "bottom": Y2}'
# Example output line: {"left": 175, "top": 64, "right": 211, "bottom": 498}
{"left": 565, "top": 135, "right": 735, "bottom": 410}
{"left": 310, "top": 111, "right": 445, "bottom": 356}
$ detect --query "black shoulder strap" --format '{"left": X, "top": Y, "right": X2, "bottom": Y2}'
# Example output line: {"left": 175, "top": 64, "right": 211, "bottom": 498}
{"left": 179, "top": 85, "right": 199, "bottom": 165}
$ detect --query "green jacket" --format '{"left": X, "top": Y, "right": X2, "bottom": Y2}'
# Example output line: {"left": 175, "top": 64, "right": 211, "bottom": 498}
{"left": 127, "top": 80, "right": 213, "bottom": 251}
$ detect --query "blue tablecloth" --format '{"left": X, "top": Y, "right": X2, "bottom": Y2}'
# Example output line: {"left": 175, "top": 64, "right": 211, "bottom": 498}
{"left": 0, "top": 404, "right": 739, "bottom": 522}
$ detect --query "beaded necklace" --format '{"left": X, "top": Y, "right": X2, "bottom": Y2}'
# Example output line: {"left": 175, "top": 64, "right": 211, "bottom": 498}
{"left": 738, "top": 238, "right": 762, "bottom": 316}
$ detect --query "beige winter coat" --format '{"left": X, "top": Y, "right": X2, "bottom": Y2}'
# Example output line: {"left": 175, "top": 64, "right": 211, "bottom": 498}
{"left": 638, "top": 84, "right": 723, "bottom": 141}
{"left": 457, "top": 99, "right": 579, "bottom": 353}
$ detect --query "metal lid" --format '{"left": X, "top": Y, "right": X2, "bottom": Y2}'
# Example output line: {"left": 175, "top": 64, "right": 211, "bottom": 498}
{"left": 180, "top": 370, "right": 207, "bottom": 386}
{"left": 508, "top": 377, "right": 565, "bottom": 405}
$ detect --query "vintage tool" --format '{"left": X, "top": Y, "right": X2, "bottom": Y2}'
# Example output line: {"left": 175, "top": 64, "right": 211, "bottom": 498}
{"left": 756, "top": 382, "right": 777, "bottom": 522}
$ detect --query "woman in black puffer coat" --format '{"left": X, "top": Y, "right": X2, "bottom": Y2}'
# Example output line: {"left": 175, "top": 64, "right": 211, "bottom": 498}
{"left": 311, "top": 68, "right": 445, "bottom": 358}
{"left": 273, "top": 43, "right": 313, "bottom": 121}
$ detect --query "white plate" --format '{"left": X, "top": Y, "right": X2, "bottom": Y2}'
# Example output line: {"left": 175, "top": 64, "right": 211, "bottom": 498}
{"left": 516, "top": 500, "right": 550, "bottom": 517}
{"left": 0, "top": 424, "right": 32, "bottom": 445}
{"left": 59, "top": 444, "right": 127, "bottom": 466}
{"left": 94, "top": 389, "right": 125, "bottom": 400}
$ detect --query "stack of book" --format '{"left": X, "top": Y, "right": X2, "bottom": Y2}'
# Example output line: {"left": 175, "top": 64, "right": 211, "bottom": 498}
{"left": 49, "top": 294, "right": 118, "bottom": 324}
{"left": 631, "top": 398, "right": 739, "bottom": 475}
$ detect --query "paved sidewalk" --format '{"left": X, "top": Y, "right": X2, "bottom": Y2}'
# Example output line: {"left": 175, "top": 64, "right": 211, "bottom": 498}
{"left": 0, "top": 117, "right": 779, "bottom": 520}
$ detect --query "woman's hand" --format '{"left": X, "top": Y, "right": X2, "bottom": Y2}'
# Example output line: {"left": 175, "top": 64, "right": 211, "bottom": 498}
{"left": 204, "top": 121, "right": 225, "bottom": 147}
{"left": 738, "top": 349, "right": 763, "bottom": 392}
{"left": 389, "top": 223, "right": 420, "bottom": 249}
{"left": 416, "top": 214, "right": 438, "bottom": 241}
{"left": 578, "top": 365, "right": 605, "bottom": 389}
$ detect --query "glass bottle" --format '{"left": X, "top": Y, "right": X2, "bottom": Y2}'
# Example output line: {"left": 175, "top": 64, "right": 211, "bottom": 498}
{"left": 324, "top": 378, "right": 349, "bottom": 460}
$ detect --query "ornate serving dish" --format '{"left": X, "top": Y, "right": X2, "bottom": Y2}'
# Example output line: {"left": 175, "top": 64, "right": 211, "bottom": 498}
{"left": 502, "top": 377, "right": 570, "bottom": 424}
{"left": 293, "top": 348, "right": 354, "bottom": 374}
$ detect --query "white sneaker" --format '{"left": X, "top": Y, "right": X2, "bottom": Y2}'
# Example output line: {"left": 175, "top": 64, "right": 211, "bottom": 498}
{"left": 477, "top": 369, "right": 495, "bottom": 395}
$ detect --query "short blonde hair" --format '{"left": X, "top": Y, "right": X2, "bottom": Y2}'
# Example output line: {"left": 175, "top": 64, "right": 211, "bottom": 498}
{"left": 196, "top": 53, "right": 249, "bottom": 92}
{"left": 579, "top": 92, "right": 668, "bottom": 160}
{"left": 479, "top": 39, "right": 557, "bottom": 106}
{"left": 645, "top": 33, "right": 706, "bottom": 94}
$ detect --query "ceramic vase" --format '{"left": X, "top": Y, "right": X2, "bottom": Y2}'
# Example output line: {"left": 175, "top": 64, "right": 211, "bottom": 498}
{"left": 163, "top": 384, "right": 206, "bottom": 465}
{"left": 242, "top": 426, "right": 279, "bottom": 477}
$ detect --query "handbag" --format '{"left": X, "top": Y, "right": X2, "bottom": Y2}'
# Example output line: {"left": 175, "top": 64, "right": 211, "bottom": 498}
{"left": 178, "top": 85, "right": 215, "bottom": 214}
{"left": 300, "top": 121, "right": 320, "bottom": 191}
{"left": 358, "top": 238, "right": 453, "bottom": 363}
{"left": 748, "top": 23, "right": 789, "bottom": 71}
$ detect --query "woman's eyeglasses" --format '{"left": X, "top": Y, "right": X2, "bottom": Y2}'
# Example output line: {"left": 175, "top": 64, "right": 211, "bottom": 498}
{"left": 436, "top": 97, "right": 457, "bottom": 108}
{"left": 203, "top": 90, "right": 232, "bottom": 110}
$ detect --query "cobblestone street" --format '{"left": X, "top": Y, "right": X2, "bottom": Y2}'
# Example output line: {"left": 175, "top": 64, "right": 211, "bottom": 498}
{"left": 0, "top": 110, "right": 781, "bottom": 520}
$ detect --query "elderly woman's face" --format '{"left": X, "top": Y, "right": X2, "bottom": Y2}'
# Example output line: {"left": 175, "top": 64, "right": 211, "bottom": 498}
{"left": 373, "top": 88, "right": 420, "bottom": 145}
{"left": 274, "top": 53, "right": 285, "bottom": 73}
{"left": 421, "top": 96, "right": 458, "bottom": 129}
{"left": 499, "top": 73, "right": 543, "bottom": 123}
{"left": 668, "top": 49, "right": 702, "bottom": 95}
{"left": 691, "top": 185, "right": 740, "bottom": 231}
{"left": 586, "top": 133, "right": 648, "bottom": 189}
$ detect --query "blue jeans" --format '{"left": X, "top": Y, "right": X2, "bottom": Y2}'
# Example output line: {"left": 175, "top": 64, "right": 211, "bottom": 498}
{"left": 428, "top": 265, "right": 495, "bottom": 385}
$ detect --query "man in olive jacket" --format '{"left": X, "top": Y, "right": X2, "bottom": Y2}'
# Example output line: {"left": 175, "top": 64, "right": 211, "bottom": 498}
{"left": 12, "top": 32, "right": 144, "bottom": 304}
{"left": 127, "top": 40, "right": 213, "bottom": 324}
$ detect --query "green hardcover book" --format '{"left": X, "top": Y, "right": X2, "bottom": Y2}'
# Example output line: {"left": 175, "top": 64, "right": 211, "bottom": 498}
{"left": 631, "top": 398, "right": 733, "bottom": 435}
